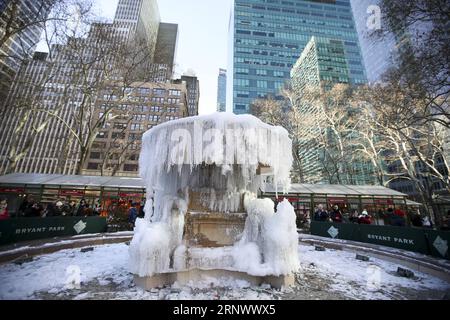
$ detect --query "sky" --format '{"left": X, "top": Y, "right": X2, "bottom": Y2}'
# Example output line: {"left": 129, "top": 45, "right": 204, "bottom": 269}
{"left": 94, "top": 0, "right": 233, "bottom": 115}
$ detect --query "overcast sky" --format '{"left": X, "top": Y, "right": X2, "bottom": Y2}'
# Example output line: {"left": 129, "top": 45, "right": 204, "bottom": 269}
{"left": 93, "top": 0, "right": 232, "bottom": 115}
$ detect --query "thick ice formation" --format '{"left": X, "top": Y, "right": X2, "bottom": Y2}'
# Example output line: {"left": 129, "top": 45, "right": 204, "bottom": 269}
{"left": 129, "top": 112, "right": 298, "bottom": 278}
{"left": 234, "top": 198, "right": 300, "bottom": 276}
{"left": 139, "top": 112, "right": 292, "bottom": 201}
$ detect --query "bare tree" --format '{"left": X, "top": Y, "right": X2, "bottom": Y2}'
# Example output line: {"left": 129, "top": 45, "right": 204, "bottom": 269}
{"left": 0, "top": 0, "right": 96, "bottom": 174}
{"left": 249, "top": 94, "right": 307, "bottom": 182}
{"left": 354, "top": 84, "right": 449, "bottom": 224}
{"left": 0, "top": 0, "right": 95, "bottom": 103}
{"left": 372, "top": 0, "right": 449, "bottom": 129}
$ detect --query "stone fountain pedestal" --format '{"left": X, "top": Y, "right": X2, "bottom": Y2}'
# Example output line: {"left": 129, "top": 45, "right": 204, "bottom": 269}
{"left": 132, "top": 113, "right": 298, "bottom": 291}
{"left": 133, "top": 194, "right": 296, "bottom": 290}
{"left": 134, "top": 270, "right": 295, "bottom": 290}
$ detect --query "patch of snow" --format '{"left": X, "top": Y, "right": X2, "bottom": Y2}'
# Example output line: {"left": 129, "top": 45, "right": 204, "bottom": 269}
{"left": 0, "top": 243, "right": 129, "bottom": 299}
{"left": 298, "top": 244, "right": 449, "bottom": 300}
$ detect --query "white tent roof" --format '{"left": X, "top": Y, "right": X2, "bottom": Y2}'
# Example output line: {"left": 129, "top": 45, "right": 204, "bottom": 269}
{"left": 262, "top": 183, "right": 407, "bottom": 197}
{"left": 0, "top": 173, "right": 145, "bottom": 189}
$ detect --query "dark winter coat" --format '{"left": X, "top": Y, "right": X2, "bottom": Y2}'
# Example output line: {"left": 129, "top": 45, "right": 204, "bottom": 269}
{"left": 128, "top": 207, "right": 138, "bottom": 224}
{"left": 330, "top": 209, "right": 343, "bottom": 223}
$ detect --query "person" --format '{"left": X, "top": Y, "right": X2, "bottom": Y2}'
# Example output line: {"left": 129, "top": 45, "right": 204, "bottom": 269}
{"left": 44, "top": 203, "right": 57, "bottom": 217}
{"left": 0, "top": 199, "right": 9, "bottom": 220}
{"left": 76, "top": 199, "right": 87, "bottom": 216}
{"left": 83, "top": 204, "right": 94, "bottom": 216}
{"left": 138, "top": 201, "right": 145, "bottom": 218}
{"left": 314, "top": 204, "right": 329, "bottom": 222}
{"left": 68, "top": 201, "right": 77, "bottom": 216}
{"left": 391, "top": 208, "right": 406, "bottom": 227}
{"left": 349, "top": 209, "right": 359, "bottom": 223}
{"left": 330, "top": 205, "right": 343, "bottom": 223}
{"left": 19, "top": 196, "right": 30, "bottom": 217}
{"left": 36, "top": 203, "right": 45, "bottom": 217}
{"left": 54, "top": 201, "right": 64, "bottom": 216}
{"left": 410, "top": 211, "right": 423, "bottom": 227}
{"left": 441, "top": 211, "right": 450, "bottom": 231}
{"left": 23, "top": 197, "right": 35, "bottom": 217}
{"left": 60, "top": 201, "right": 73, "bottom": 217}
{"left": 128, "top": 202, "right": 138, "bottom": 226}
{"left": 422, "top": 215, "right": 432, "bottom": 228}
{"left": 358, "top": 209, "right": 372, "bottom": 224}
{"left": 93, "top": 201, "right": 101, "bottom": 216}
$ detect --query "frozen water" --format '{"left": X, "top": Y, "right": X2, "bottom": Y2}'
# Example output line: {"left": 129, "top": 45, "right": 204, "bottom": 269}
{"left": 234, "top": 198, "right": 300, "bottom": 276}
{"left": 129, "top": 113, "right": 296, "bottom": 277}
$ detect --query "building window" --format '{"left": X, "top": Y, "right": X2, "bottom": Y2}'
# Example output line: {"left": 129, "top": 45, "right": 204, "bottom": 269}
{"left": 87, "top": 163, "right": 99, "bottom": 170}
{"left": 153, "top": 88, "right": 166, "bottom": 96}
{"left": 90, "top": 152, "right": 101, "bottom": 159}
{"left": 123, "top": 164, "right": 138, "bottom": 172}
{"left": 97, "top": 131, "right": 107, "bottom": 139}
{"left": 130, "top": 123, "right": 144, "bottom": 131}
{"left": 111, "top": 132, "right": 126, "bottom": 139}
{"left": 113, "top": 123, "right": 128, "bottom": 130}
{"left": 149, "top": 115, "right": 160, "bottom": 122}
{"left": 169, "top": 89, "right": 181, "bottom": 96}
{"left": 139, "top": 88, "right": 151, "bottom": 95}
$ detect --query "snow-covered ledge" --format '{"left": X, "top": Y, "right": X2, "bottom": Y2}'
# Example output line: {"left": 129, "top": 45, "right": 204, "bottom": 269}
{"left": 129, "top": 112, "right": 299, "bottom": 289}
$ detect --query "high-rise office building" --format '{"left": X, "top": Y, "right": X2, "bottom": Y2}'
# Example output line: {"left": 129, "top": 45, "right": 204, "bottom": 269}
{"left": 83, "top": 82, "right": 188, "bottom": 177}
{"left": 180, "top": 75, "right": 200, "bottom": 116}
{"left": 113, "top": 0, "right": 161, "bottom": 60}
{"left": 291, "top": 36, "right": 350, "bottom": 93}
{"left": 351, "top": 0, "right": 434, "bottom": 84}
{"left": 291, "top": 36, "right": 374, "bottom": 185}
{"left": 0, "top": 0, "right": 188, "bottom": 176}
{"left": 113, "top": 0, "right": 179, "bottom": 81}
{"left": 0, "top": 0, "right": 53, "bottom": 106}
{"left": 154, "top": 22, "right": 178, "bottom": 76}
{"left": 350, "top": 0, "right": 398, "bottom": 84}
{"left": 217, "top": 68, "right": 227, "bottom": 112}
{"left": 227, "top": 0, "right": 367, "bottom": 114}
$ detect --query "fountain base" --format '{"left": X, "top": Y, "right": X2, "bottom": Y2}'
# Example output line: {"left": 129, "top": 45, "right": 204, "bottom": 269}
{"left": 134, "top": 269, "right": 295, "bottom": 290}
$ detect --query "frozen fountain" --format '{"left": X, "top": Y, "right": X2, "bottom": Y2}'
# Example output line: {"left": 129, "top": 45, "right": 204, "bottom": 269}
{"left": 129, "top": 112, "right": 299, "bottom": 289}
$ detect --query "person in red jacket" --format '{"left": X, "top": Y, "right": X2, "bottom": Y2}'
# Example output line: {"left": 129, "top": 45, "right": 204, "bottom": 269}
{"left": 0, "top": 199, "right": 10, "bottom": 220}
{"left": 392, "top": 208, "right": 406, "bottom": 227}
{"left": 358, "top": 209, "right": 371, "bottom": 224}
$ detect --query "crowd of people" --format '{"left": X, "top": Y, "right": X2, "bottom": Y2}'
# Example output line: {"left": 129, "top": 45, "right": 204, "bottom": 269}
{"left": 313, "top": 204, "right": 435, "bottom": 228}
{"left": 0, "top": 195, "right": 145, "bottom": 230}
{"left": 2, "top": 195, "right": 450, "bottom": 231}
{"left": 0, "top": 197, "right": 103, "bottom": 219}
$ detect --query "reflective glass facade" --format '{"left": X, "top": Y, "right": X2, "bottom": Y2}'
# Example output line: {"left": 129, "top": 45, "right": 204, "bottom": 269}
{"left": 228, "top": 0, "right": 367, "bottom": 114}
{"left": 217, "top": 68, "right": 227, "bottom": 112}
{"left": 350, "top": 0, "right": 396, "bottom": 84}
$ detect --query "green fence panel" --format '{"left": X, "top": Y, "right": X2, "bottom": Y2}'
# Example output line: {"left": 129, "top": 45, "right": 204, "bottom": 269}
{"left": 357, "top": 224, "right": 429, "bottom": 254}
{"left": 423, "top": 229, "right": 450, "bottom": 260}
{"left": 0, "top": 217, "right": 107, "bottom": 246}
{"left": 310, "top": 221, "right": 450, "bottom": 260}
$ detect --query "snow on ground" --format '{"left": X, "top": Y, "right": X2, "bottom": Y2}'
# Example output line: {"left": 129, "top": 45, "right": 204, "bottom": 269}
{"left": 298, "top": 245, "right": 449, "bottom": 300}
{"left": 0, "top": 243, "right": 448, "bottom": 300}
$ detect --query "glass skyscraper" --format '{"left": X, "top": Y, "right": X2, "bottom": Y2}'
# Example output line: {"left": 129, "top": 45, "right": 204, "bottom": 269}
{"left": 350, "top": 0, "right": 397, "bottom": 84}
{"left": 227, "top": 0, "right": 367, "bottom": 114}
{"left": 217, "top": 68, "right": 227, "bottom": 112}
